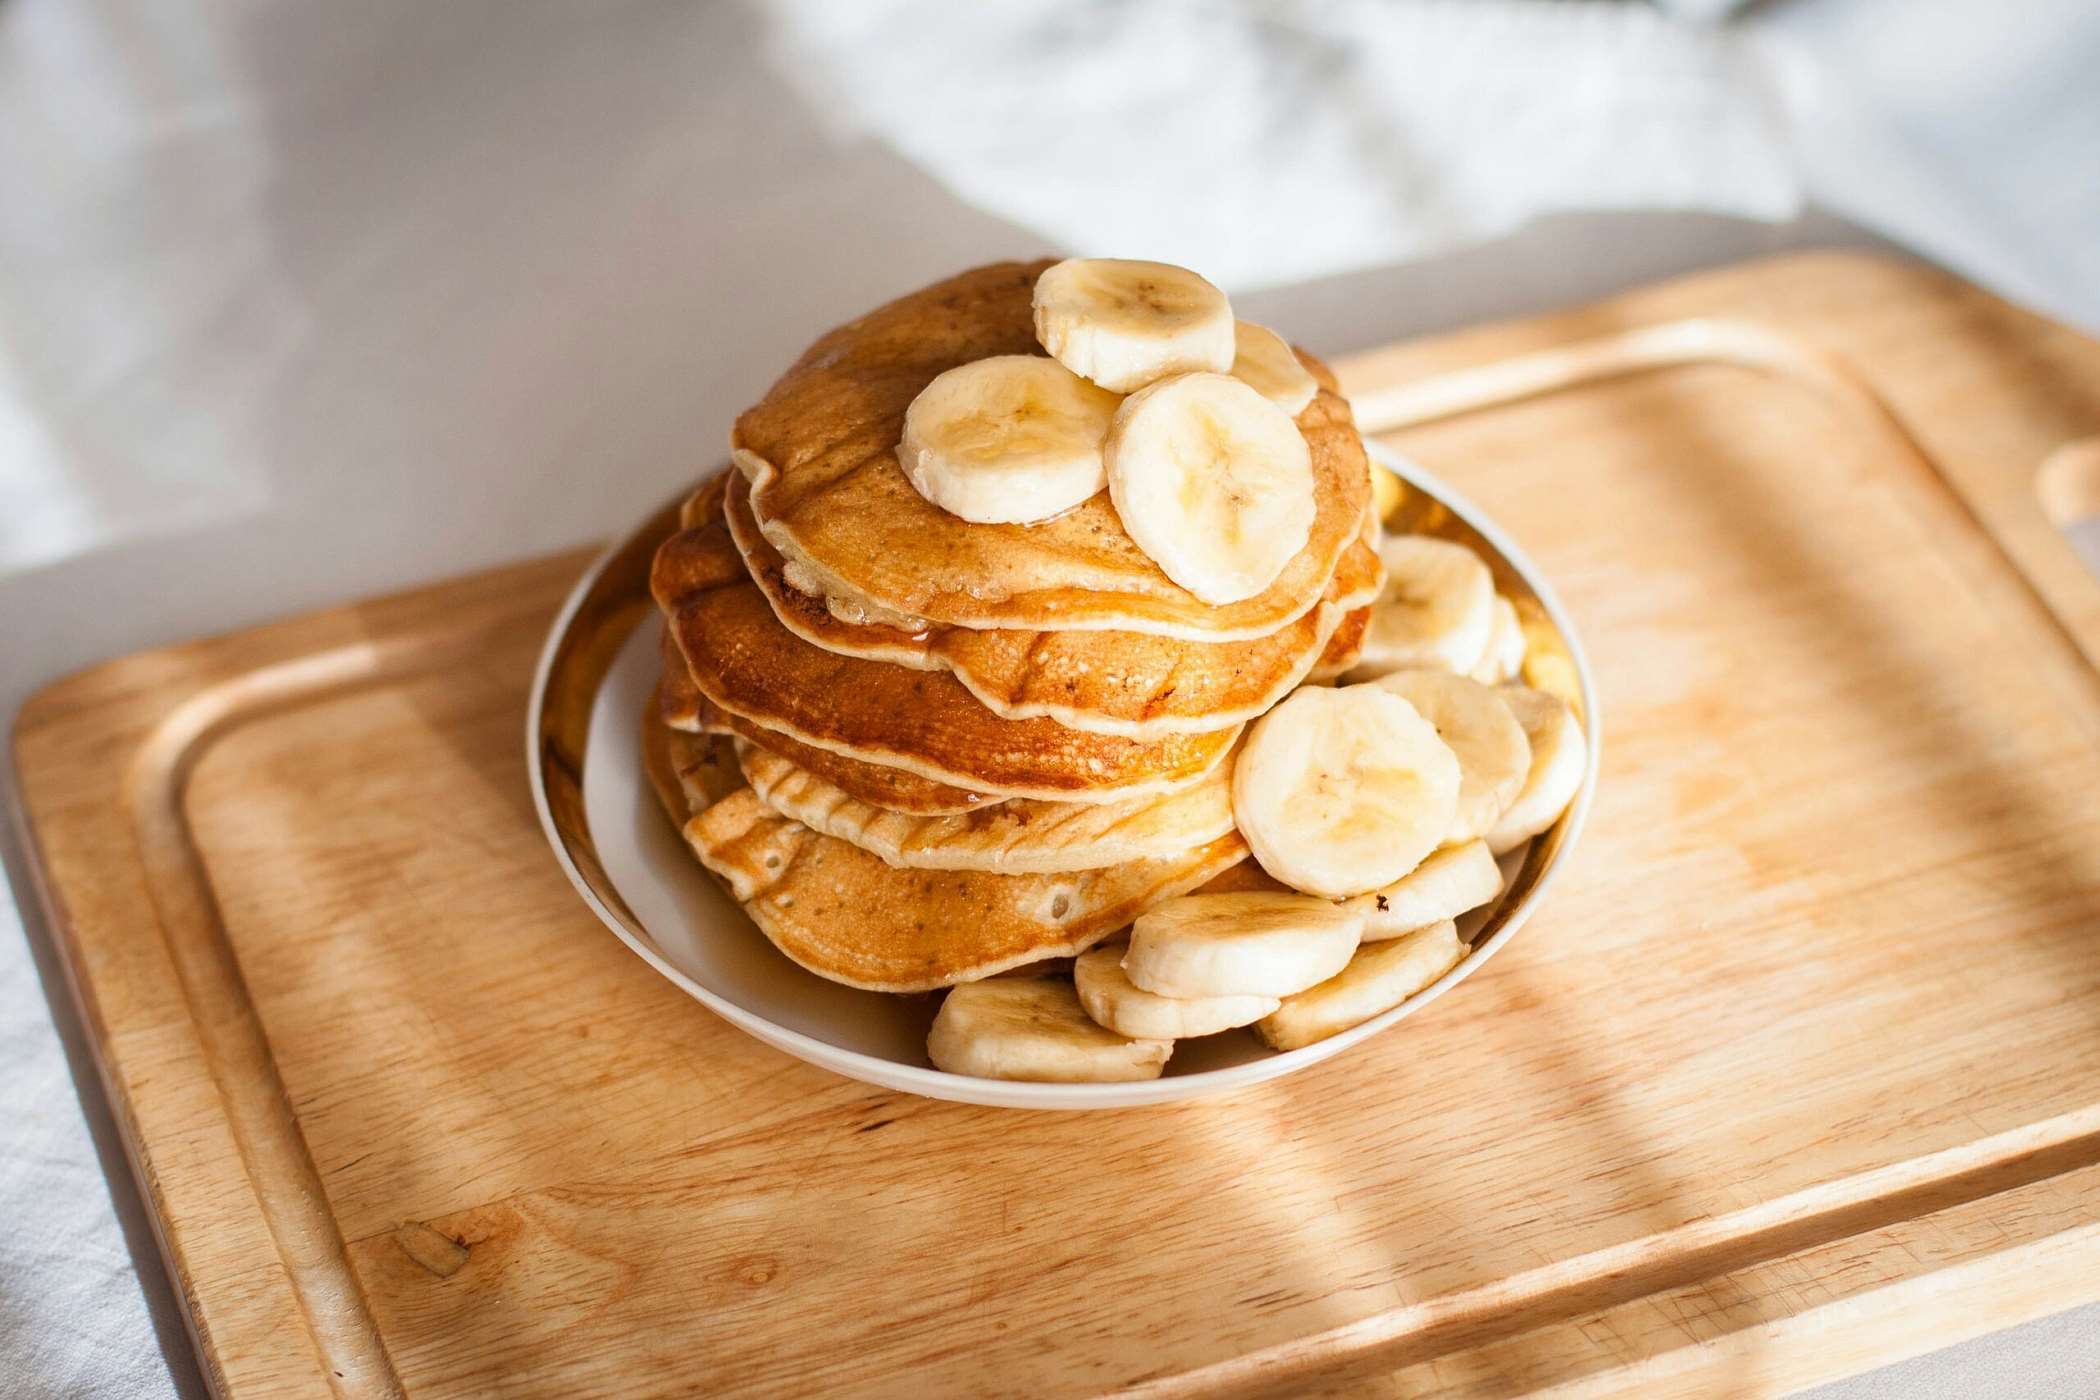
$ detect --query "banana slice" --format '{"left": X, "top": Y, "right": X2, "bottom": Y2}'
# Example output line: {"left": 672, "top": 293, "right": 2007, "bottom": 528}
{"left": 897, "top": 355, "right": 1121, "bottom": 525}
{"left": 1033, "top": 258, "right": 1236, "bottom": 392}
{"left": 1487, "top": 686, "right": 1588, "bottom": 854}
{"left": 1254, "top": 919, "right": 1465, "bottom": 1051}
{"left": 1234, "top": 685, "right": 1461, "bottom": 898}
{"left": 1349, "top": 535, "right": 1495, "bottom": 680}
{"left": 1371, "top": 671, "right": 1530, "bottom": 843}
{"left": 1229, "top": 321, "right": 1319, "bottom": 416}
{"left": 1125, "top": 894, "right": 1369, "bottom": 1003}
{"left": 1123, "top": 891, "right": 1362, "bottom": 998}
{"left": 1075, "top": 945, "right": 1279, "bottom": 1040}
{"left": 1370, "top": 458, "right": 1404, "bottom": 524}
{"left": 927, "top": 978, "right": 1171, "bottom": 1082}
{"left": 1346, "top": 839, "right": 1502, "bottom": 940}
{"left": 1469, "top": 595, "right": 1526, "bottom": 684}
{"left": 1105, "top": 372, "right": 1316, "bottom": 604}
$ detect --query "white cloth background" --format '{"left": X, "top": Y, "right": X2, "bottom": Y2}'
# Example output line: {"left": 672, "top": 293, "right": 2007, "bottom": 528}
{"left": 3, "top": 2, "right": 2098, "bottom": 1396}
{"left": 761, "top": 0, "right": 1802, "bottom": 287}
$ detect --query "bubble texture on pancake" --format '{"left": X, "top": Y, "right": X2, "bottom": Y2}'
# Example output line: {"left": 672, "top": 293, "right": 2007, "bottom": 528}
{"left": 732, "top": 261, "right": 1371, "bottom": 640}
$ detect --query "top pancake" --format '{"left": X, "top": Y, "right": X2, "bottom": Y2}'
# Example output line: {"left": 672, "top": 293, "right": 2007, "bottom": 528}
{"left": 731, "top": 260, "right": 1372, "bottom": 641}
{"left": 725, "top": 469, "right": 1383, "bottom": 738}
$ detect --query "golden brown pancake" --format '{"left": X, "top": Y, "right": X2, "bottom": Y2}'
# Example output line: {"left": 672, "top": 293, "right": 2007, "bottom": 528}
{"left": 646, "top": 705, "right": 1260, "bottom": 990}
{"left": 657, "top": 625, "right": 997, "bottom": 814}
{"left": 642, "top": 706, "right": 744, "bottom": 824}
{"left": 683, "top": 786, "right": 1246, "bottom": 992}
{"left": 651, "top": 485, "right": 1242, "bottom": 804}
{"left": 655, "top": 636, "right": 708, "bottom": 733}
{"left": 731, "top": 260, "right": 1372, "bottom": 641}
{"left": 716, "top": 710, "right": 996, "bottom": 817}
{"left": 724, "top": 470, "right": 1382, "bottom": 738}
{"left": 644, "top": 703, "right": 1253, "bottom": 993}
{"left": 735, "top": 736, "right": 1239, "bottom": 874}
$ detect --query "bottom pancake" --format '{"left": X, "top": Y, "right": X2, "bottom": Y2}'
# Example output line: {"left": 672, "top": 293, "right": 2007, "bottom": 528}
{"left": 685, "top": 787, "right": 1247, "bottom": 992}
{"left": 645, "top": 710, "right": 1247, "bottom": 992}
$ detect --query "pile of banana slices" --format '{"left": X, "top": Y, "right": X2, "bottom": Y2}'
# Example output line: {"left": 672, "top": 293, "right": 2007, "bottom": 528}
{"left": 930, "top": 569, "right": 1586, "bottom": 1081}
{"left": 916, "top": 267, "right": 1588, "bottom": 1081}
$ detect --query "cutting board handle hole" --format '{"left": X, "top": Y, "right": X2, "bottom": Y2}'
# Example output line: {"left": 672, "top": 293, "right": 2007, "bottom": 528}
{"left": 2037, "top": 439, "right": 2100, "bottom": 530}
{"left": 2037, "top": 439, "right": 2100, "bottom": 583}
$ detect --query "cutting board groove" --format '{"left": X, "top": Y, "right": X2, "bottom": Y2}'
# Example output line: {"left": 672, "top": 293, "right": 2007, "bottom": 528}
{"left": 15, "top": 252, "right": 2100, "bottom": 1399}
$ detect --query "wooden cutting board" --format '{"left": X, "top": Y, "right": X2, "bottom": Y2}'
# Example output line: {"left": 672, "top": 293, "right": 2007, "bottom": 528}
{"left": 15, "top": 252, "right": 2100, "bottom": 1399}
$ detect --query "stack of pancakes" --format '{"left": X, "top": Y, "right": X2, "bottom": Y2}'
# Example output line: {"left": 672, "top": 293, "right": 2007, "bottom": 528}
{"left": 644, "top": 262, "right": 1380, "bottom": 992}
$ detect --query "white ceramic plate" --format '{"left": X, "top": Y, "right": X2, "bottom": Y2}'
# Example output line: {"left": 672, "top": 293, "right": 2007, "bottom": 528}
{"left": 528, "top": 445, "right": 1597, "bottom": 1108}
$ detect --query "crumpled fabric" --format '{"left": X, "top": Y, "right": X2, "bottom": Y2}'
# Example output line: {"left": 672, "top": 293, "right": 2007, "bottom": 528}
{"left": 761, "top": 0, "right": 1799, "bottom": 290}
{"left": 0, "top": 896, "right": 177, "bottom": 1400}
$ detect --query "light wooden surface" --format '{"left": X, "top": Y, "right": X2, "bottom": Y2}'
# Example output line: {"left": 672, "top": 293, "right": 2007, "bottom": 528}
{"left": 14, "top": 251, "right": 2100, "bottom": 1398}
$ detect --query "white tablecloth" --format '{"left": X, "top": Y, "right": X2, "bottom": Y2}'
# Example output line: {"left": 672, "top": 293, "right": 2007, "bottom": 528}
{"left": 4, "top": 2, "right": 2098, "bottom": 1395}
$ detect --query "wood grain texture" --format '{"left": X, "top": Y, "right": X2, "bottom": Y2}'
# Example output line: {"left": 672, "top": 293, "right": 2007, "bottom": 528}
{"left": 13, "top": 251, "right": 2100, "bottom": 1397}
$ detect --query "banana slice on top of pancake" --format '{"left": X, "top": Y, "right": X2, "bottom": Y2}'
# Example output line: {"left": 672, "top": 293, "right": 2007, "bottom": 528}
{"left": 1106, "top": 372, "right": 1317, "bottom": 605}
{"left": 733, "top": 262, "right": 1369, "bottom": 641}
{"left": 1230, "top": 321, "right": 1320, "bottom": 417}
{"left": 897, "top": 355, "right": 1120, "bottom": 525}
{"left": 1033, "top": 258, "right": 1236, "bottom": 392}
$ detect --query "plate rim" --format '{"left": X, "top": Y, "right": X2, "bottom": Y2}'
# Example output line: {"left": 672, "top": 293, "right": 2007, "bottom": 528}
{"left": 526, "top": 444, "right": 1599, "bottom": 1109}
